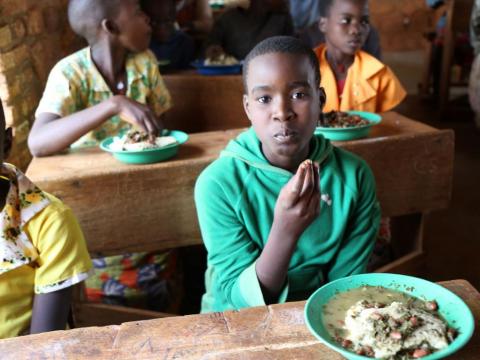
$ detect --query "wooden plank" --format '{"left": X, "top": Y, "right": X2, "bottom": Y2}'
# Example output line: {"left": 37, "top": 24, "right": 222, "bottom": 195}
{"left": 71, "top": 303, "right": 173, "bottom": 328}
{"left": 25, "top": 112, "right": 453, "bottom": 255}
{"left": 162, "top": 73, "right": 249, "bottom": 133}
{"left": 0, "top": 280, "right": 478, "bottom": 359}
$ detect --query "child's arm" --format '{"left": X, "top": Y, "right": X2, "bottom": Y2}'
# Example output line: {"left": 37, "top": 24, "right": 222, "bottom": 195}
{"left": 28, "top": 194, "right": 92, "bottom": 333}
{"left": 29, "top": 95, "right": 162, "bottom": 157}
{"left": 256, "top": 161, "right": 320, "bottom": 303}
{"left": 30, "top": 287, "right": 72, "bottom": 334}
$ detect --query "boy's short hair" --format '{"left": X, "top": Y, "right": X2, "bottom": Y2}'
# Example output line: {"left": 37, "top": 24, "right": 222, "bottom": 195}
{"left": 68, "top": 0, "right": 123, "bottom": 44}
{"left": 320, "top": 0, "right": 335, "bottom": 16}
{"left": 242, "top": 36, "right": 321, "bottom": 93}
{"left": 320, "top": 0, "right": 368, "bottom": 17}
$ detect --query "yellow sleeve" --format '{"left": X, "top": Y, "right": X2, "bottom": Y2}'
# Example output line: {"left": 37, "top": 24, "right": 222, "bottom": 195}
{"left": 145, "top": 50, "right": 172, "bottom": 117}
{"left": 34, "top": 60, "right": 81, "bottom": 119}
{"left": 24, "top": 194, "right": 92, "bottom": 294}
{"left": 376, "top": 66, "right": 407, "bottom": 112}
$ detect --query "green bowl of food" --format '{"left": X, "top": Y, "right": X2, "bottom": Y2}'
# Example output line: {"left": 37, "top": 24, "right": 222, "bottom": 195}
{"left": 100, "top": 130, "right": 189, "bottom": 164}
{"left": 315, "top": 111, "right": 381, "bottom": 141}
{"left": 304, "top": 273, "right": 474, "bottom": 360}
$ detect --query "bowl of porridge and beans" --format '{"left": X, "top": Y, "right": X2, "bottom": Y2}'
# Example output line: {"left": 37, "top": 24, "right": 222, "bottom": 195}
{"left": 304, "top": 273, "right": 474, "bottom": 360}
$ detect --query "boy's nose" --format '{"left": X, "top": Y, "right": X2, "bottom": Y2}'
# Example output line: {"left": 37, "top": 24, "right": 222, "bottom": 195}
{"left": 349, "top": 21, "right": 362, "bottom": 35}
{"left": 273, "top": 98, "right": 294, "bottom": 122}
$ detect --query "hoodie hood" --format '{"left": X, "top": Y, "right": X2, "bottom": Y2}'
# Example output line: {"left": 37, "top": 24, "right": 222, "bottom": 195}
{"left": 220, "top": 127, "right": 333, "bottom": 175}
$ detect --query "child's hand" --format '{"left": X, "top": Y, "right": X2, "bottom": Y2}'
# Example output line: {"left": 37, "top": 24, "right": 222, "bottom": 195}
{"left": 205, "top": 45, "right": 226, "bottom": 61}
{"left": 112, "top": 95, "right": 164, "bottom": 136}
{"left": 273, "top": 160, "right": 321, "bottom": 238}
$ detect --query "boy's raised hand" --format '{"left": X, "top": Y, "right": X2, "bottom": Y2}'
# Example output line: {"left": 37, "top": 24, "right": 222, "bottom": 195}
{"left": 113, "top": 95, "right": 164, "bottom": 135}
{"left": 274, "top": 160, "right": 321, "bottom": 238}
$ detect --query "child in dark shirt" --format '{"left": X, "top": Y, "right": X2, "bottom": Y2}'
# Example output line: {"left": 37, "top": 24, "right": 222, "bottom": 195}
{"left": 142, "top": 0, "right": 195, "bottom": 70}
{"left": 205, "top": 0, "right": 293, "bottom": 61}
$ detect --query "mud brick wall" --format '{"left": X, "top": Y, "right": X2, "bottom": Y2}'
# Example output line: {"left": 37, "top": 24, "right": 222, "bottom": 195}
{"left": 370, "top": 0, "right": 432, "bottom": 52}
{"left": 0, "top": 0, "right": 85, "bottom": 170}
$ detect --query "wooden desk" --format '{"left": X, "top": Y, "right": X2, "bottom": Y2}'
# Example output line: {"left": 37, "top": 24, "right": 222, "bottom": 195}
{"left": 0, "top": 280, "right": 478, "bottom": 359}
{"left": 25, "top": 112, "right": 454, "bottom": 258}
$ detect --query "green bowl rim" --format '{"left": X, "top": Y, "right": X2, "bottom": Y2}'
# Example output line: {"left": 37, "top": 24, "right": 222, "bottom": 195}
{"left": 316, "top": 111, "right": 382, "bottom": 132}
{"left": 304, "top": 273, "right": 475, "bottom": 360}
{"left": 99, "top": 130, "right": 189, "bottom": 155}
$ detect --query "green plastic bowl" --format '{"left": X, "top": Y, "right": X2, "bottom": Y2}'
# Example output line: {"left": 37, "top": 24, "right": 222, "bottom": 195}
{"left": 304, "top": 273, "right": 475, "bottom": 360}
{"left": 100, "top": 130, "right": 189, "bottom": 164}
{"left": 315, "top": 111, "right": 382, "bottom": 141}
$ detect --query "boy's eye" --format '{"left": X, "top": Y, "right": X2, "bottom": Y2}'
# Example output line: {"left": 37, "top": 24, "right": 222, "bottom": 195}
{"left": 361, "top": 18, "right": 370, "bottom": 26}
{"left": 257, "top": 96, "right": 272, "bottom": 104}
{"left": 340, "top": 17, "right": 351, "bottom": 25}
{"left": 292, "top": 92, "right": 307, "bottom": 100}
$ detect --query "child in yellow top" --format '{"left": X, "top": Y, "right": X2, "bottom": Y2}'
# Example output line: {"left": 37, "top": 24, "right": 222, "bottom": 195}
{"left": 314, "top": 0, "right": 406, "bottom": 112}
{"left": 29, "top": 0, "right": 171, "bottom": 156}
{"left": 0, "top": 101, "right": 92, "bottom": 339}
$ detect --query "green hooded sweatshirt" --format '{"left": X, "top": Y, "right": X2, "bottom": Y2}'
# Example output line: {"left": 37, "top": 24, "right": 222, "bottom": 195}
{"left": 195, "top": 128, "right": 380, "bottom": 313}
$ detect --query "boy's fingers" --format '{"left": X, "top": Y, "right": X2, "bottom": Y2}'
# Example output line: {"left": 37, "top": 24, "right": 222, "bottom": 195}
{"left": 300, "top": 160, "right": 315, "bottom": 198}
{"left": 284, "top": 162, "right": 307, "bottom": 206}
{"left": 314, "top": 162, "right": 320, "bottom": 194}
{"left": 307, "top": 190, "right": 321, "bottom": 216}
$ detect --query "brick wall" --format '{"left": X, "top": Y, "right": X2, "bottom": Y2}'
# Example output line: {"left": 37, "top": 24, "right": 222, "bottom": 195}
{"left": 0, "top": 0, "right": 84, "bottom": 170}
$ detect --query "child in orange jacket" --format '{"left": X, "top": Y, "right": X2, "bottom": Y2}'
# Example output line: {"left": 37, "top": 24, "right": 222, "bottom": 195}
{"left": 315, "top": 0, "right": 406, "bottom": 113}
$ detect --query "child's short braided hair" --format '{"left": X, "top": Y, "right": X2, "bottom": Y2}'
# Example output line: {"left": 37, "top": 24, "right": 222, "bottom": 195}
{"left": 242, "top": 36, "right": 320, "bottom": 94}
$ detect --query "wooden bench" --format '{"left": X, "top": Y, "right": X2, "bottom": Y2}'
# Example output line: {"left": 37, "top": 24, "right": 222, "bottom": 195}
{"left": 162, "top": 72, "right": 248, "bottom": 133}
{"left": 25, "top": 112, "right": 454, "bottom": 325}
{"left": 1, "top": 280, "right": 478, "bottom": 359}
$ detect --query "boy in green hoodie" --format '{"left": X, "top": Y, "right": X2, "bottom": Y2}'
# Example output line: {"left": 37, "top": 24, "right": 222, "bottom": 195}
{"left": 194, "top": 36, "right": 380, "bottom": 313}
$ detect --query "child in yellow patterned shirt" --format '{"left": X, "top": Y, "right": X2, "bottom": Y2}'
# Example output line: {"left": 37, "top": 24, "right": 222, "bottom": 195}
{"left": 0, "top": 100, "right": 92, "bottom": 339}
{"left": 29, "top": 0, "right": 172, "bottom": 156}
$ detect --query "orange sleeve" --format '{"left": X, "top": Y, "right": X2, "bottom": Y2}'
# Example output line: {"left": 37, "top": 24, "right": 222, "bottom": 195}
{"left": 375, "top": 66, "right": 407, "bottom": 112}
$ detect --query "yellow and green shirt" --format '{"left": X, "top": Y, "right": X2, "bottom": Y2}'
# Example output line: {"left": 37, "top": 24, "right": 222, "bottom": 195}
{"left": 35, "top": 47, "right": 172, "bottom": 148}
{"left": 0, "top": 164, "right": 92, "bottom": 339}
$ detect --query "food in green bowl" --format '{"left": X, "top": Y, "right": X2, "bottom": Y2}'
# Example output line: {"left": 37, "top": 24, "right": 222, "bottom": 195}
{"left": 100, "top": 130, "right": 189, "bottom": 164}
{"left": 304, "top": 273, "right": 474, "bottom": 360}
{"left": 315, "top": 111, "right": 381, "bottom": 141}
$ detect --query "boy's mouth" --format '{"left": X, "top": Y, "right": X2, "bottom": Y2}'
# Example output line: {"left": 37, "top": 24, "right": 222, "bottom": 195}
{"left": 348, "top": 38, "right": 362, "bottom": 47}
{"left": 273, "top": 129, "right": 298, "bottom": 143}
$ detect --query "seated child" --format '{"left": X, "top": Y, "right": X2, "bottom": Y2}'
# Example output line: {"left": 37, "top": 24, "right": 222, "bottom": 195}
{"left": 289, "top": 0, "right": 382, "bottom": 59}
{"left": 142, "top": 0, "right": 195, "bottom": 71}
{"left": 195, "top": 36, "right": 381, "bottom": 312}
{"left": 316, "top": 0, "right": 406, "bottom": 268}
{"left": 29, "top": 0, "right": 178, "bottom": 312}
{"left": 0, "top": 100, "right": 92, "bottom": 339}
{"left": 205, "top": 0, "right": 294, "bottom": 61}
{"left": 315, "top": 0, "right": 406, "bottom": 112}
{"left": 29, "top": 0, "right": 171, "bottom": 156}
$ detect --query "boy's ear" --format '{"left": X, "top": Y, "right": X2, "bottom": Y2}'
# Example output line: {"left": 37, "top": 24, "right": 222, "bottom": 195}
{"left": 318, "top": 86, "right": 326, "bottom": 111}
{"left": 242, "top": 94, "right": 253, "bottom": 124}
{"left": 4, "top": 127, "right": 12, "bottom": 160}
{"left": 318, "top": 17, "right": 327, "bottom": 33}
{"left": 101, "top": 19, "right": 120, "bottom": 36}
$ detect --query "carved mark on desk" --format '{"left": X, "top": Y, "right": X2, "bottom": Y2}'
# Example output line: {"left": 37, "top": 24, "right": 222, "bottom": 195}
{"left": 137, "top": 337, "right": 155, "bottom": 353}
